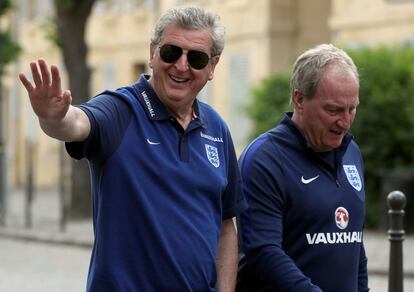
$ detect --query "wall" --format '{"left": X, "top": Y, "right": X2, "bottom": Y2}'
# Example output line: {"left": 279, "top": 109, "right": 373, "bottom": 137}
{"left": 3, "top": 0, "right": 414, "bottom": 188}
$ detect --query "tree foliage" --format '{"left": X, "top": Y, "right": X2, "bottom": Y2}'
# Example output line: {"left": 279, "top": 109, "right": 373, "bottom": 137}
{"left": 0, "top": 30, "right": 20, "bottom": 70}
{"left": 348, "top": 45, "right": 414, "bottom": 230}
{"left": 0, "top": 0, "right": 12, "bottom": 15}
{"left": 248, "top": 73, "right": 292, "bottom": 140}
{"left": 247, "top": 45, "right": 414, "bottom": 230}
{"left": 349, "top": 46, "right": 414, "bottom": 171}
{"left": 0, "top": 0, "right": 21, "bottom": 71}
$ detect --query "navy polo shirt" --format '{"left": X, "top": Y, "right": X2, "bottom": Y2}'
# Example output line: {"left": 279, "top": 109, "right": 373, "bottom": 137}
{"left": 66, "top": 75, "right": 247, "bottom": 291}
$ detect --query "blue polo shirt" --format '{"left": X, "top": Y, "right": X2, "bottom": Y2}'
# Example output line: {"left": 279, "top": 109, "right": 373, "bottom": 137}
{"left": 66, "top": 75, "right": 247, "bottom": 292}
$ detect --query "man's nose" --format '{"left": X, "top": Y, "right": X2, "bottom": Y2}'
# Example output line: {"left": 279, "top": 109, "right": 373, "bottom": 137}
{"left": 174, "top": 52, "right": 190, "bottom": 71}
{"left": 338, "top": 111, "right": 353, "bottom": 129}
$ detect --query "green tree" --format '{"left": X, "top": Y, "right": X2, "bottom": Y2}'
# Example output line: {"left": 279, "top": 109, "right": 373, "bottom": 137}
{"left": 348, "top": 45, "right": 414, "bottom": 230}
{"left": 0, "top": 0, "right": 21, "bottom": 76}
{"left": 248, "top": 73, "right": 291, "bottom": 140}
{"left": 53, "top": 0, "right": 97, "bottom": 218}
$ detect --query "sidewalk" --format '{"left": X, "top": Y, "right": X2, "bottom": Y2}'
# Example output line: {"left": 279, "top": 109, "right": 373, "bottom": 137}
{"left": 0, "top": 188, "right": 93, "bottom": 248}
{"left": 1, "top": 188, "right": 413, "bottom": 277}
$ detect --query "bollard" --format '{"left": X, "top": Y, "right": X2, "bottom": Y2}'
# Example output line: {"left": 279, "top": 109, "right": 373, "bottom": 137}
{"left": 0, "top": 145, "right": 5, "bottom": 226}
{"left": 59, "top": 143, "right": 69, "bottom": 232}
{"left": 387, "top": 190, "right": 406, "bottom": 292}
{"left": 25, "top": 141, "right": 34, "bottom": 229}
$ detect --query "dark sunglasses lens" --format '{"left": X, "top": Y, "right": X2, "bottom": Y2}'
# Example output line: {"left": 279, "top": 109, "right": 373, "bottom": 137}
{"left": 188, "top": 51, "right": 210, "bottom": 70}
{"left": 159, "top": 44, "right": 210, "bottom": 69}
{"left": 160, "top": 45, "right": 182, "bottom": 63}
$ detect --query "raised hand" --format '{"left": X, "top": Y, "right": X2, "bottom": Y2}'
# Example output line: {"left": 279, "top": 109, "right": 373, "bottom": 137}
{"left": 19, "top": 59, "right": 90, "bottom": 142}
{"left": 19, "top": 59, "right": 72, "bottom": 122}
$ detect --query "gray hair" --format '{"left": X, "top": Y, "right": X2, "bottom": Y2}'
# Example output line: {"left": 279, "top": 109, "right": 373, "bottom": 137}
{"left": 151, "top": 6, "right": 225, "bottom": 57}
{"left": 290, "top": 44, "right": 359, "bottom": 99}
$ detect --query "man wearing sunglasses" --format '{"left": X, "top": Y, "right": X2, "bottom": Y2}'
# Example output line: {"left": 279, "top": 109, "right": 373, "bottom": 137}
{"left": 19, "top": 6, "right": 247, "bottom": 292}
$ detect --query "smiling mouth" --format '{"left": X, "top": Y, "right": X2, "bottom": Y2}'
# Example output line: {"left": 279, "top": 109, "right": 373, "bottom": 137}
{"left": 331, "top": 129, "right": 344, "bottom": 136}
{"left": 170, "top": 74, "right": 189, "bottom": 83}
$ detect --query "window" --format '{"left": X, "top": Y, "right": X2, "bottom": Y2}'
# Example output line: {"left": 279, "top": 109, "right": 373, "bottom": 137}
{"left": 133, "top": 62, "right": 147, "bottom": 80}
{"left": 102, "top": 61, "right": 117, "bottom": 90}
{"left": 385, "top": 0, "right": 414, "bottom": 3}
{"left": 21, "top": 0, "right": 53, "bottom": 21}
{"left": 197, "top": 82, "right": 212, "bottom": 104}
{"left": 24, "top": 0, "right": 38, "bottom": 21}
{"left": 228, "top": 53, "right": 251, "bottom": 150}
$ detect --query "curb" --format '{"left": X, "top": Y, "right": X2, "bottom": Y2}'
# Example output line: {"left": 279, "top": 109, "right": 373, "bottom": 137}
{"left": 0, "top": 227, "right": 93, "bottom": 249}
{"left": 2, "top": 226, "right": 414, "bottom": 279}
{"left": 369, "top": 268, "right": 414, "bottom": 279}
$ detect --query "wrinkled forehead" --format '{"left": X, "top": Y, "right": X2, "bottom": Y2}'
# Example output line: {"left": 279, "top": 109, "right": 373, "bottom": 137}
{"left": 160, "top": 25, "right": 213, "bottom": 51}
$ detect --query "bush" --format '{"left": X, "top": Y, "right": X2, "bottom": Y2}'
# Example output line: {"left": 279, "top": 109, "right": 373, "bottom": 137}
{"left": 348, "top": 45, "right": 414, "bottom": 230}
{"left": 248, "top": 73, "right": 291, "bottom": 140}
{"left": 247, "top": 45, "right": 414, "bottom": 230}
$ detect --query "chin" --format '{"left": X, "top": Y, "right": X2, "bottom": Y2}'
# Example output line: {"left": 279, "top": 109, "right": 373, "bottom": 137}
{"left": 330, "top": 142, "right": 342, "bottom": 150}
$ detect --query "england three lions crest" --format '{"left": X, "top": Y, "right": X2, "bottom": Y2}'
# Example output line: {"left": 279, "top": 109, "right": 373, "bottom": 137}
{"left": 343, "top": 165, "right": 362, "bottom": 191}
{"left": 205, "top": 144, "right": 220, "bottom": 168}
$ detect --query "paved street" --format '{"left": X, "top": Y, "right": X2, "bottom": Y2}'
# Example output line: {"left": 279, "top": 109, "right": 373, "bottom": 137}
{"left": 0, "top": 188, "right": 413, "bottom": 291}
{"left": 0, "top": 188, "right": 93, "bottom": 292}
{"left": 2, "top": 235, "right": 414, "bottom": 292}
{"left": 0, "top": 237, "right": 90, "bottom": 291}
{"left": 369, "top": 275, "right": 414, "bottom": 292}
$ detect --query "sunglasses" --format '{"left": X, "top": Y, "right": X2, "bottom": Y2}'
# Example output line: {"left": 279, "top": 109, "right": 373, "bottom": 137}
{"left": 159, "top": 44, "right": 211, "bottom": 70}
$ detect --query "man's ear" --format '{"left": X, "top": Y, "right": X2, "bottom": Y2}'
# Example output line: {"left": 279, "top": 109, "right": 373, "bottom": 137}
{"left": 149, "top": 43, "right": 156, "bottom": 68}
{"left": 208, "top": 55, "right": 220, "bottom": 80}
{"left": 292, "top": 89, "right": 304, "bottom": 111}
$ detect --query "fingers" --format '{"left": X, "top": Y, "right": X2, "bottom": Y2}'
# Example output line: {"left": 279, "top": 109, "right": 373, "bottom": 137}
{"left": 20, "top": 59, "right": 63, "bottom": 95}
{"left": 39, "top": 58, "right": 51, "bottom": 87}
{"left": 62, "top": 90, "right": 72, "bottom": 105}
{"left": 31, "top": 58, "right": 52, "bottom": 87}
{"left": 50, "top": 64, "right": 62, "bottom": 92}
{"left": 30, "top": 60, "right": 43, "bottom": 88}
{"left": 18, "top": 72, "right": 34, "bottom": 93}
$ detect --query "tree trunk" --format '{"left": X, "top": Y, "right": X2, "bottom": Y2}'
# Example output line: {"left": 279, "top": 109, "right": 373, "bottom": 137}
{"left": 55, "top": 0, "right": 96, "bottom": 219}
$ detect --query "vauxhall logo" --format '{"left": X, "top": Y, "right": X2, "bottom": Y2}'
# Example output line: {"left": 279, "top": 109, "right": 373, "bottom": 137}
{"left": 141, "top": 91, "right": 155, "bottom": 117}
{"left": 305, "top": 206, "right": 362, "bottom": 245}
{"left": 306, "top": 231, "right": 363, "bottom": 245}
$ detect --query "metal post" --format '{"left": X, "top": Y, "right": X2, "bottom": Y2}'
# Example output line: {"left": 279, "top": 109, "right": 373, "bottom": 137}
{"left": 0, "top": 71, "right": 6, "bottom": 226}
{"left": 387, "top": 190, "right": 406, "bottom": 292}
{"left": 25, "top": 140, "right": 34, "bottom": 228}
{"left": 59, "top": 142, "right": 68, "bottom": 232}
{"left": 0, "top": 125, "right": 5, "bottom": 226}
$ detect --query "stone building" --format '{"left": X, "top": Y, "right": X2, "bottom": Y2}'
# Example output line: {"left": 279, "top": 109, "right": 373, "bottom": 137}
{"left": 1, "top": 0, "right": 414, "bottom": 189}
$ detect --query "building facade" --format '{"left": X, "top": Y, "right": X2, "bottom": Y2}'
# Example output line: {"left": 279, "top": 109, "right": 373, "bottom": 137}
{"left": 2, "top": 0, "right": 414, "bottom": 189}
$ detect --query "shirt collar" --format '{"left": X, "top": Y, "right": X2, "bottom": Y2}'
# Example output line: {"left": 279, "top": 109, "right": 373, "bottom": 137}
{"left": 132, "top": 75, "right": 170, "bottom": 120}
{"left": 132, "top": 74, "right": 206, "bottom": 128}
{"left": 283, "top": 112, "right": 353, "bottom": 153}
